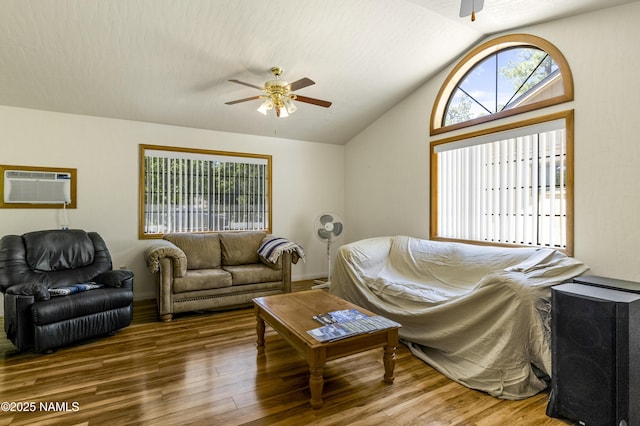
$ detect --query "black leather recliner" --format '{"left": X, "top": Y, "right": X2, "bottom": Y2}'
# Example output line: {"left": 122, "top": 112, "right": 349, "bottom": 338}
{"left": 0, "top": 229, "right": 134, "bottom": 353}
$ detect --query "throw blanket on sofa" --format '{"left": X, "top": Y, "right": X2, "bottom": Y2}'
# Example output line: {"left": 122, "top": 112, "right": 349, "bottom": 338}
{"left": 49, "top": 282, "right": 102, "bottom": 296}
{"left": 329, "top": 236, "right": 589, "bottom": 399}
{"left": 258, "top": 236, "right": 305, "bottom": 264}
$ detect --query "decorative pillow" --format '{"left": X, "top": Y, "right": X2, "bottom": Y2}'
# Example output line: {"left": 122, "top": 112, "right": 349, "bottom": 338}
{"left": 164, "top": 233, "right": 221, "bottom": 270}
{"left": 220, "top": 231, "right": 266, "bottom": 266}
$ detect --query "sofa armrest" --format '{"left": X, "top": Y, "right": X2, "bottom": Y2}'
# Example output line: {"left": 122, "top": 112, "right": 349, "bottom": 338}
{"left": 144, "top": 239, "right": 187, "bottom": 277}
{"left": 281, "top": 251, "right": 292, "bottom": 293}
{"left": 337, "top": 236, "right": 392, "bottom": 274}
{"left": 94, "top": 269, "right": 134, "bottom": 290}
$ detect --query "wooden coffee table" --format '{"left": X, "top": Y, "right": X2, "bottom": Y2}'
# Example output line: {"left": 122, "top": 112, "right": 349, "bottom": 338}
{"left": 253, "top": 289, "right": 399, "bottom": 408}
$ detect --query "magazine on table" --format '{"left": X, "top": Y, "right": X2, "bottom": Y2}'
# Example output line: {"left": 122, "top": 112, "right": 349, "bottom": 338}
{"left": 312, "top": 309, "right": 368, "bottom": 325}
{"left": 307, "top": 309, "right": 401, "bottom": 342}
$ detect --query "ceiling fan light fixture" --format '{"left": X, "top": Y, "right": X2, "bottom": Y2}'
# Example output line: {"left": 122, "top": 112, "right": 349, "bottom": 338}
{"left": 257, "top": 98, "right": 273, "bottom": 115}
{"left": 277, "top": 104, "right": 289, "bottom": 118}
{"left": 284, "top": 97, "right": 297, "bottom": 114}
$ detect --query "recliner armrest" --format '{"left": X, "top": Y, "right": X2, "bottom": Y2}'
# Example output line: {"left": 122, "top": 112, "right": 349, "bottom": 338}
{"left": 94, "top": 269, "right": 134, "bottom": 290}
{"left": 3, "top": 292, "right": 38, "bottom": 351}
{"left": 5, "top": 283, "right": 50, "bottom": 301}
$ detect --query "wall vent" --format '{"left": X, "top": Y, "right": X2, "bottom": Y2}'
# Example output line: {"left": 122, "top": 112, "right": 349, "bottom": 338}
{"left": 4, "top": 169, "right": 71, "bottom": 204}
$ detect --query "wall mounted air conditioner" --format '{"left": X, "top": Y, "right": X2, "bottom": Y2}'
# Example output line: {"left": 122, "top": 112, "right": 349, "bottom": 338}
{"left": 3, "top": 169, "right": 72, "bottom": 204}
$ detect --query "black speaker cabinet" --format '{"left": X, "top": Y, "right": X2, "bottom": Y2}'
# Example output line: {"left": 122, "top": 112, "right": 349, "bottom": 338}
{"left": 547, "top": 283, "right": 640, "bottom": 426}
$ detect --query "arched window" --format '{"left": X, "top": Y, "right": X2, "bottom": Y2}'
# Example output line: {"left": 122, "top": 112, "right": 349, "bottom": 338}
{"left": 430, "top": 34, "right": 573, "bottom": 136}
{"left": 430, "top": 35, "right": 575, "bottom": 255}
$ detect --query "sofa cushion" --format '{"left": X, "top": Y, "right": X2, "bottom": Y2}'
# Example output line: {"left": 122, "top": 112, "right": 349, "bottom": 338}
{"left": 219, "top": 231, "right": 266, "bottom": 266}
{"left": 164, "top": 233, "right": 221, "bottom": 270}
{"left": 24, "top": 229, "right": 95, "bottom": 271}
{"left": 30, "top": 287, "right": 133, "bottom": 326}
{"left": 223, "top": 264, "right": 282, "bottom": 286}
{"left": 173, "top": 268, "right": 232, "bottom": 293}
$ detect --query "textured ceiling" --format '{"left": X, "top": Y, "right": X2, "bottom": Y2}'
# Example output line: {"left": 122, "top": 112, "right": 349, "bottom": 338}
{"left": 0, "top": 0, "right": 636, "bottom": 145}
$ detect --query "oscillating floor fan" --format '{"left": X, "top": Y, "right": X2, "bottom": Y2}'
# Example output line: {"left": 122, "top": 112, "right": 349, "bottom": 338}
{"left": 312, "top": 213, "right": 344, "bottom": 289}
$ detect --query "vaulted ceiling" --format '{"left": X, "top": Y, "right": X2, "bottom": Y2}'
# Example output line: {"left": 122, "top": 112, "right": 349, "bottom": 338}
{"left": 1, "top": 1, "right": 635, "bottom": 145}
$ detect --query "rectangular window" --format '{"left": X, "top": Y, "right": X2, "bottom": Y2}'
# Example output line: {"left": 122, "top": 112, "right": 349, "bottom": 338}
{"left": 431, "top": 112, "right": 573, "bottom": 254}
{"left": 139, "top": 145, "right": 271, "bottom": 238}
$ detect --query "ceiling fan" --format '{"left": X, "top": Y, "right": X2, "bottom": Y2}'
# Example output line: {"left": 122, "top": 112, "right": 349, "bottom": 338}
{"left": 225, "top": 66, "right": 332, "bottom": 118}
{"left": 460, "top": 0, "right": 484, "bottom": 21}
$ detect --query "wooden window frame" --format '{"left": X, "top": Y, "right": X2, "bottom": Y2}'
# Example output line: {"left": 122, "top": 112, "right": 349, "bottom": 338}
{"left": 139, "top": 144, "right": 272, "bottom": 239}
{"left": 430, "top": 34, "right": 574, "bottom": 136}
{"left": 430, "top": 110, "right": 574, "bottom": 256}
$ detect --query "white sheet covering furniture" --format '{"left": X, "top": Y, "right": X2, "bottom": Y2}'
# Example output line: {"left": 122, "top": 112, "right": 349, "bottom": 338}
{"left": 329, "top": 236, "right": 589, "bottom": 399}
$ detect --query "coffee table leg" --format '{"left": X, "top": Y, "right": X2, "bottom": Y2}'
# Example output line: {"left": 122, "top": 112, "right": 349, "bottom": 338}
{"left": 309, "top": 349, "right": 326, "bottom": 409}
{"left": 255, "top": 308, "right": 265, "bottom": 353}
{"left": 383, "top": 345, "right": 396, "bottom": 383}
{"left": 383, "top": 329, "right": 398, "bottom": 384}
{"left": 309, "top": 365, "right": 324, "bottom": 409}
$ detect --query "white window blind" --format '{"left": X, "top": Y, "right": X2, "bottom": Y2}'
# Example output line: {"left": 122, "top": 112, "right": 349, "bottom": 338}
{"left": 436, "top": 121, "right": 567, "bottom": 249}
{"left": 142, "top": 148, "right": 270, "bottom": 235}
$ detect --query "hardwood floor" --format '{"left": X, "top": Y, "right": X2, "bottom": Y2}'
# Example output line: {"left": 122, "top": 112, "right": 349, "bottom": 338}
{"left": 0, "top": 280, "right": 572, "bottom": 426}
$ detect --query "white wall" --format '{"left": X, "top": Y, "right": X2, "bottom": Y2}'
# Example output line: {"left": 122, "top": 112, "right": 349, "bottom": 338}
{"left": 0, "top": 106, "right": 344, "bottom": 313}
{"left": 345, "top": 2, "right": 640, "bottom": 283}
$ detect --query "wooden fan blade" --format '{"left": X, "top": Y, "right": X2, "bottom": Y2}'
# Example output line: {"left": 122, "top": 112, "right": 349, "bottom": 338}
{"left": 294, "top": 95, "right": 332, "bottom": 108}
{"left": 228, "top": 79, "right": 263, "bottom": 90}
{"left": 289, "top": 77, "right": 315, "bottom": 92}
{"left": 225, "top": 95, "right": 261, "bottom": 105}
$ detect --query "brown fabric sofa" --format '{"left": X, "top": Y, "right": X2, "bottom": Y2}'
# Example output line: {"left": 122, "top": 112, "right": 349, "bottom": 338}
{"left": 144, "top": 231, "right": 293, "bottom": 321}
